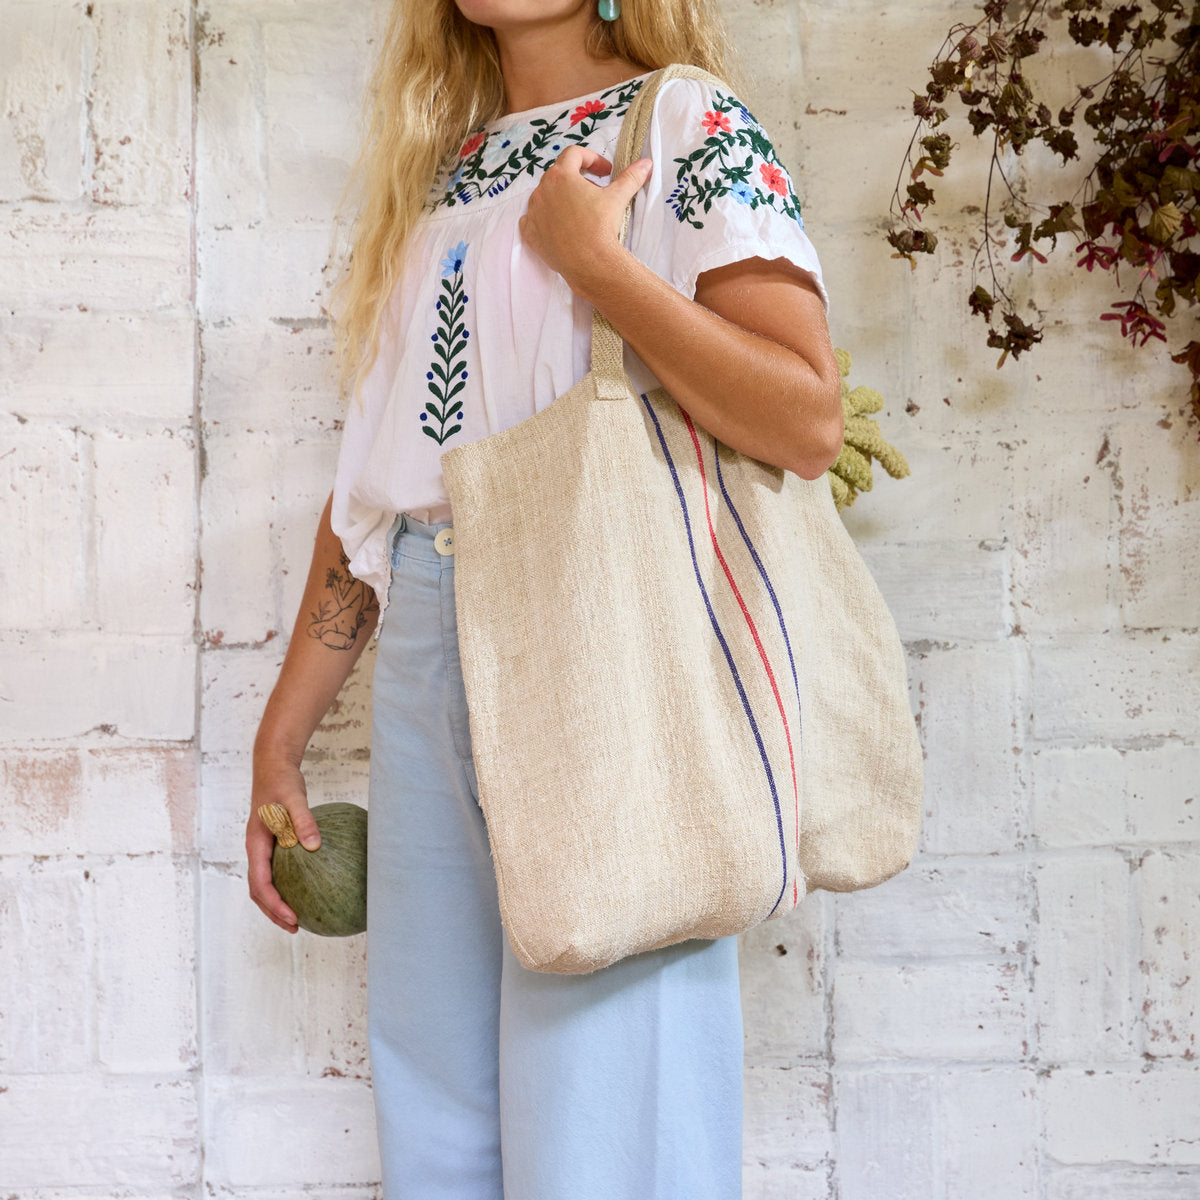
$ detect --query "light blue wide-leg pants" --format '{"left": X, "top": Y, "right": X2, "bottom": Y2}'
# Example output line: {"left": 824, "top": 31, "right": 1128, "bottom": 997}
{"left": 367, "top": 513, "right": 744, "bottom": 1200}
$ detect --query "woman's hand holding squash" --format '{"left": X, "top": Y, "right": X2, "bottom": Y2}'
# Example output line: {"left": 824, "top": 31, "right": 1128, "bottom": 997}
{"left": 247, "top": 750, "right": 321, "bottom": 933}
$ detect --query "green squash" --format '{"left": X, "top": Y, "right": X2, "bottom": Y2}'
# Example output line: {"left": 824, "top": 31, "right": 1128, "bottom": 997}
{"left": 259, "top": 801, "right": 368, "bottom": 936}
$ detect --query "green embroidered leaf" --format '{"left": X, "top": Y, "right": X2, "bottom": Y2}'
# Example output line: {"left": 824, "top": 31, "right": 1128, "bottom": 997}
{"left": 422, "top": 246, "right": 472, "bottom": 444}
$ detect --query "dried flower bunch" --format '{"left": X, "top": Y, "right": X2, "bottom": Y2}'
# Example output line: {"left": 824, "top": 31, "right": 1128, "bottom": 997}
{"left": 827, "top": 350, "right": 910, "bottom": 510}
{"left": 888, "top": 0, "right": 1200, "bottom": 429}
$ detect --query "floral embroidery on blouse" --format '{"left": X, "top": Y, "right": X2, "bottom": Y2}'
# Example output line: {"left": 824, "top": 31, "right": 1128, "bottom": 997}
{"left": 667, "top": 90, "right": 805, "bottom": 230}
{"left": 428, "top": 76, "right": 646, "bottom": 210}
{"left": 570, "top": 98, "right": 606, "bottom": 125}
{"left": 421, "top": 241, "right": 471, "bottom": 445}
{"left": 482, "top": 122, "right": 531, "bottom": 169}
{"left": 459, "top": 131, "right": 487, "bottom": 160}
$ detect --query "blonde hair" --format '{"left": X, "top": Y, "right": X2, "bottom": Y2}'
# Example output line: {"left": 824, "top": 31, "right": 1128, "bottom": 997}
{"left": 331, "top": 0, "right": 740, "bottom": 397}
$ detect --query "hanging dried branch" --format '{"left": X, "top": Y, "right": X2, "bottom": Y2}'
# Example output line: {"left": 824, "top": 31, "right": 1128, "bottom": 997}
{"left": 887, "top": 0, "right": 1200, "bottom": 430}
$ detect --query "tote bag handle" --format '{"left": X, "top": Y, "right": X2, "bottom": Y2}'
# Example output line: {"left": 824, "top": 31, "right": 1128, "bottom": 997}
{"left": 591, "top": 63, "right": 728, "bottom": 399}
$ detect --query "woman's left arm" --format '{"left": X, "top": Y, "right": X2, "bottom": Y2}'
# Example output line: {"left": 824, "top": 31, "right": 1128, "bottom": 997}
{"left": 520, "top": 148, "right": 844, "bottom": 480}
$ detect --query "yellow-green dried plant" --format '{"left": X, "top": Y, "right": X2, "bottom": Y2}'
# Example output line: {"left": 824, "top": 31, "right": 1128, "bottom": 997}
{"left": 827, "top": 349, "right": 911, "bottom": 510}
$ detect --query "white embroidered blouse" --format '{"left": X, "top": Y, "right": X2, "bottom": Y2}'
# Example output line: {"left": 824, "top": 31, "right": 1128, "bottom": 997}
{"left": 331, "top": 71, "right": 829, "bottom": 606}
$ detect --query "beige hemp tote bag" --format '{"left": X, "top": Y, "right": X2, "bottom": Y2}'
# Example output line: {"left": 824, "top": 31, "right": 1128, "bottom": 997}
{"left": 440, "top": 64, "right": 923, "bottom": 974}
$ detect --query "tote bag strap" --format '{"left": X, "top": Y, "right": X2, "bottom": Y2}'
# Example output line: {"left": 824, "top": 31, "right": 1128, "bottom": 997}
{"left": 591, "top": 63, "right": 729, "bottom": 399}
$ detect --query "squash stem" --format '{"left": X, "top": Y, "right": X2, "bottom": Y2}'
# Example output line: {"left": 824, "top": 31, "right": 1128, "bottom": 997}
{"left": 258, "top": 803, "right": 300, "bottom": 849}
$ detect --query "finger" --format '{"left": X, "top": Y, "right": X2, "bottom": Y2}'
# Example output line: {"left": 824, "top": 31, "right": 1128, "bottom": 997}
{"left": 246, "top": 823, "right": 300, "bottom": 931}
{"left": 554, "top": 146, "right": 613, "bottom": 177}
{"left": 255, "top": 792, "right": 321, "bottom": 851}
{"left": 254, "top": 888, "right": 300, "bottom": 933}
{"left": 287, "top": 802, "right": 322, "bottom": 851}
{"left": 258, "top": 898, "right": 300, "bottom": 934}
{"left": 606, "top": 157, "right": 653, "bottom": 205}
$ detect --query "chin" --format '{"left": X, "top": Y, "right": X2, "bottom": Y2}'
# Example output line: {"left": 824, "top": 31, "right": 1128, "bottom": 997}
{"left": 454, "top": 0, "right": 587, "bottom": 29}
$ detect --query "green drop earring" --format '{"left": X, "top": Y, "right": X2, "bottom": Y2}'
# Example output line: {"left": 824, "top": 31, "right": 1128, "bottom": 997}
{"left": 599, "top": 0, "right": 620, "bottom": 20}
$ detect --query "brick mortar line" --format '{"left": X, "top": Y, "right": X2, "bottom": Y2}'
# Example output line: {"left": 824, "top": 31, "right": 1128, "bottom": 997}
{"left": 829, "top": 1061, "right": 1200, "bottom": 1076}
{"left": 2, "top": 415, "right": 197, "bottom": 434}
{"left": 187, "top": 1, "right": 207, "bottom": 1196}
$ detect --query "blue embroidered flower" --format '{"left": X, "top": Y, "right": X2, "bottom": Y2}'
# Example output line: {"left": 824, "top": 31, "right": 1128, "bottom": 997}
{"left": 737, "top": 104, "right": 753, "bottom": 126}
{"left": 483, "top": 121, "right": 531, "bottom": 168}
{"left": 730, "top": 181, "right": 754, "bottom": 205}
{"left": 441, "top": 241, "right": 469, "bottom": 277}
{"left": 666, "top": 181, "right": 687, "bottom": 222}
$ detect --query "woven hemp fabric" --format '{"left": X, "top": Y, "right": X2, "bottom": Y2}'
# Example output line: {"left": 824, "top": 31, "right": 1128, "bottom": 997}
{"left": 441, "top": 64, "right": 924, "bottom": 974}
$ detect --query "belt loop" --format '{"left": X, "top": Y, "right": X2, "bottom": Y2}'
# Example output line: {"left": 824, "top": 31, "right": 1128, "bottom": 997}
{"left": 387, "top": 513, "right": 406, "bottom": 569}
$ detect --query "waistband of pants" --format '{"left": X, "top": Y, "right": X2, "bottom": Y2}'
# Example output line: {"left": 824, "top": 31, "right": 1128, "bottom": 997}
{"left": 388, "top": 511, "right": 455, "bottom": 567}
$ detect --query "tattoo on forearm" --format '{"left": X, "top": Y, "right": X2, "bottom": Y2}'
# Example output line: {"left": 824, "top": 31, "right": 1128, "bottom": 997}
{"left": 307, "top": 552, "right": 380, "bottom": 650}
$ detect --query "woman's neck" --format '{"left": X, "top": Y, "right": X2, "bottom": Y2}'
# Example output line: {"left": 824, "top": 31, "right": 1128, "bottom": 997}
{"left": 493, "top": 14, "right": 642, "bottom": 114}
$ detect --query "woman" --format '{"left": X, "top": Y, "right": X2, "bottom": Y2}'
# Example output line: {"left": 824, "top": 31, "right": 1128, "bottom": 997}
{"left": 248, "top": 1, "right": 842, "bottom": 1195}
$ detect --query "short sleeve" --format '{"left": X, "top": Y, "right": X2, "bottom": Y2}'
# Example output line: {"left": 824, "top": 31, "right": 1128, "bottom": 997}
{"left": 626, "top": 76, "right": 828, "bottom": 311}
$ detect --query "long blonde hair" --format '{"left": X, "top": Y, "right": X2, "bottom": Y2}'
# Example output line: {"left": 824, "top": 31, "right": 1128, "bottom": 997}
{"left": 331, "top": 0, "right": 740, "bottom": 397}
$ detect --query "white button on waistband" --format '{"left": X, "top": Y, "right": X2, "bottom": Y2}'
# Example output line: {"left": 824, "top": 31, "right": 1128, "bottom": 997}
{"left": 434, "top": 528, "right": 455, "bottom": 556}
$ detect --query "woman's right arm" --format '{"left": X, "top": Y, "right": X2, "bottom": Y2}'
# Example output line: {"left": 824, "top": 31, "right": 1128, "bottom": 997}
{"left": 247, "top": 492, "right": 380, "bottom": 931}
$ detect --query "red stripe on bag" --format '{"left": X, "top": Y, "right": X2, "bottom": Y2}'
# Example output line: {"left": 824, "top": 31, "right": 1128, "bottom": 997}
{"left": 681, "top": 412, "right": 800, "bottom": 905}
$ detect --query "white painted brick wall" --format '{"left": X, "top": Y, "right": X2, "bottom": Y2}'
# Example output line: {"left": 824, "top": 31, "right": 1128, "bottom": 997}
{"left": 0, "top": 311, "right": 196, "bottom": 423}
{"left": 1047, "top": 1169, "right": 1200, "bottom": 1200}
{"left": 1034, "top": 853, "right": 1134, "bottom": 1062}
{"left": 0, "top": 860, "right": 92, "bottom": 1075}
{"left": 2, "top": 1, "right": 1196, "bottom": 1196}
{"left": 1045, "top": 1069, "right": 1200, "bottom": 1165}
{"left": 204, "top": 1077, "right": 380, "bottom": 1187}
{"left": 911, "top": 641, "right": 1027, "bottom": 855}
{"left": 0, "top": 206, "right": 192, "bottom": 310}
{"left": 0, "top": 4, "right": 89, "bottom": 205}
{"left": 88, "top": 0, "right": 193, "bottom": 207}
{"left": 0, "top": 748, "right": 194, "bottom": 856}
{"left": 0, "top": 1076, "right": 199, "bottom": 1188}
{"left": 0, "top": 422, "right": 90, "bottom": 630}
{"left": 1138, "top": 850, "right": 1200, "bottom": 1062}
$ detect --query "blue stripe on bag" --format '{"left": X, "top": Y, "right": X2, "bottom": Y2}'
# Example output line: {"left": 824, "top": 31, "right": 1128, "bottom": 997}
{"left": 639, "top": 393, "right": 789, "bottom": 916}
{"left": 713, "top": 449, "right": 803, "bottom": 729}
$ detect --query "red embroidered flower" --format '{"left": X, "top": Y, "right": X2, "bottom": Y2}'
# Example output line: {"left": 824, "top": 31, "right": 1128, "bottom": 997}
{"left": 570, "top": 99, "right": 606, "bottom": 126}
{"left": 759, "top": 163, "right": 787, "bottom": 197}
{"left": 459, "top": 132, "right": 486, "bottom": 158}
{"left": 702, "top": 110, "right": 731, "bottom": 135}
